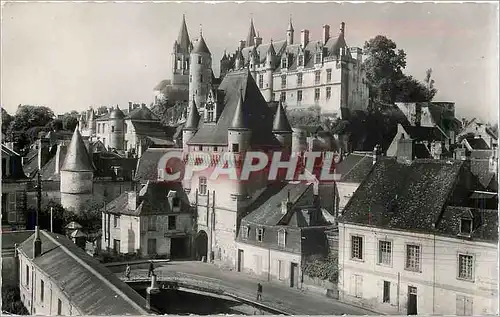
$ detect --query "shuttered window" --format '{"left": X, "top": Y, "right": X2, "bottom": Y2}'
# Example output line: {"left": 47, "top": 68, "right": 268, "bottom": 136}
{"left": 456, "top": 295, "right": 473, "bottom": 315}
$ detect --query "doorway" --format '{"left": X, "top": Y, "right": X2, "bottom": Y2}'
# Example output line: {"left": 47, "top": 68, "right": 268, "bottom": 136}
{"left": 195, "top": 231, "right": 208, "bottom": 261}
{"left": 407, "top": 286, "right": 417, "bottom": 315}
{"left": 237, "top": 249, "right": 244, "bottom": 272}
{"left": 290, "top": 262, "right": 299, "bottom": 288}
{"left": 170, "top": 237, "right": 188, "bottom": 259}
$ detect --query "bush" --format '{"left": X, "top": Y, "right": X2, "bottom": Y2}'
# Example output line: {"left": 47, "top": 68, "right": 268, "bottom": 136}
{"left": 303, "top": 253, "right": 338, "bottom": 283}
{"left": 2, "top": 285, "right": 29, "bottom": 315}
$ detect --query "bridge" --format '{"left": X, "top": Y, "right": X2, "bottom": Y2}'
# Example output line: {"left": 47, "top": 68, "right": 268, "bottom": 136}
{"left": 114, "top": 261, "right": 377, "bottom": 315}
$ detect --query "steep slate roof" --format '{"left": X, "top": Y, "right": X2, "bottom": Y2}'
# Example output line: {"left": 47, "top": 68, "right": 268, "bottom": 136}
{"left": 334, "top": 152, "right": 373, "bottom": 183}
{"left": 1, "top": 230, "right": 34, "bottom": 251}
{"left": 39, "top": 146, "right": 68, "bottom": 181}
{"left": 134, "top": 148, "right": 183, "bottom": 182}
{"left": 109, "top": 106, "right": 125, "bottom": 120}
{"left": 465, "top": 137, "right": 490, "bottom": 150}
{"left": 192, "top": 34, "right": 211, "bottom": 54}
{"left": 402, "top": 125, "right": 448, "bottom": 142}
{"left": 18, "top": 230, "right": 149, "bottom": 315}
{"left": 184, "top": 100, "right": 201, "bottom": 130}
{"left": 125, "top": 106, "right": 161, "bottom": 121}
{"left": 339, "top": 158, "right": 498, "bottom": 241}
{"left": 131, "top": 121, "right": 169, "bottom": 136}
{"left": 2, "top": 144, "right": 29, "bottom": 180}
{"left": 176, "top": 15, "right": 191, "bottom": 54}
{"left": 436, "top": 207, "right": 498, "bottom": 242}
{"left": 470, "top": 159, "right": 497, "bottom": 190}
{"left": 61, "top": 128, "right": 93, "bottom": 172}
{"left": 246, "top": 18, "right": 257, "bottom": 47}
{"left": 187, "top": 70, "right": 280, "bottom": 147}
{"left": 272, "top": 102, "right": 293, "bottom": 133}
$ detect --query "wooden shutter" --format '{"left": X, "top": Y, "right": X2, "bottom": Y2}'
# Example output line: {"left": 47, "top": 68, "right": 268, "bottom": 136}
{"left": 456, "top": 295, "right": 465, "bottom": 316}
{"left": 464, "top": 296, "right": 473, "bottom": 315}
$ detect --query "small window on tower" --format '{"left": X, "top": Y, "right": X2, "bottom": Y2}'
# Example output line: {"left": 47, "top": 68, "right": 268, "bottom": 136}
{"left": 198, "top": 56, "right": 202, "bottom": 64}
{"left": 111, "top": 126, "right": 115, "bottom": 132}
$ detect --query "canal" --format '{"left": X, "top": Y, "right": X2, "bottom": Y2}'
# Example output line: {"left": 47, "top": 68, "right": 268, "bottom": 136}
{"left": 133, "top": 286, "right": 275, "bottom": 315}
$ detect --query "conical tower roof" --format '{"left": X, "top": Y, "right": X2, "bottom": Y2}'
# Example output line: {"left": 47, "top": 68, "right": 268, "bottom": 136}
{"left": 177, "top": 14, "right": 191, "bottom": 52}
{"left": 246, "top": 18, "right": 257, "bottom": 47}
{"left": 109, "top": 106, "right": 125, "bottom": 119}
{"left": 287, "top": 16, "right": 294, "bottom": 32}
{"left": 230, "top": 90, "right": 248, "bottom": 130}
{"left": 272, "top": 101, "right": 292, "bottom": 133}
{"left": 61, "top": 127, "right": 93, "bottom": 172}
{"left": 267, "top": 40, "right": 276, "bottom": 56}
{"left": 184, "top": 99, "right": 200, "bottom": 130}
{"left": 192, "top": 32, "right": 211, "bottom": 54}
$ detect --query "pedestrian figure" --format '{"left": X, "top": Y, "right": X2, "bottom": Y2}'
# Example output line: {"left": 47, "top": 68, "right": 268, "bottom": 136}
{"left": 148, "top": 261, "right": 154, "bottom": 277}
{"left": 256, "top": 283, "right": 263, "bottom": 301}
{"left": 125, "top": 263, "right": 131, "bottom": 280}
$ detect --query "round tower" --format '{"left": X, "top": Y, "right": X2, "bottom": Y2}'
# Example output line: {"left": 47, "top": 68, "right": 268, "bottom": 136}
{"left": 108, "top": 106, "right": 125, "bottom": 150}
{"left": 189, "top": 30, "right": 212, "bottom": 108}
{"left": 272, "top": 101, "right": 293, "bottom": 152}
{"left": 264, "top": 41, "right": 276, "bottom": 102}
{"left": 60, "top": 127, "right": 94, "bottom": 213}
{"left": 88, "top": 108, "right": 96, "bottom": 135}
{"left": 183, "top": 99, "right": 200, "bottom": 153}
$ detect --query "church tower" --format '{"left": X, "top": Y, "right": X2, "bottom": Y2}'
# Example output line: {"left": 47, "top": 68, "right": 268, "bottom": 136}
{"left": 172, "top": 14, "right": 192, "bottom": 86}
{"left": 189, "top": 29, "right": 212, "bottom": 108}
{"left": 60, "top": 127, "right": 94, "bottom": 213}
{"left": 108, "top": 106, "right": 125, "bottom": 150}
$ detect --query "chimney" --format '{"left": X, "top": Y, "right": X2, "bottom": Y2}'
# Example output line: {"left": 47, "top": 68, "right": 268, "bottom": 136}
{"left": 322, "top": 24, "right": 330, "bottom": 44}
{"left": 128, "top": 101, "right": 132, "bottom": 112}
{"left": 239, "top": 40, "right": 246, "bottom": 49}
{"left": 372, "top": 145, "right": 382, "bottom": 165}
{"left": 281, "top": 191, "right": 293, "bottom": 214}
{"left": 396, "top": 138, "right": 414, "bottom": 163}
{"left": 254, "top": 36, "right": 262, "bottom": 47}
{"left": 55, "top": 144, "right": 67, "bottom": 174}
{"left": 33, "top": 226, "right": 42, "bottom": 258}
{"left": 128, "top": 191, "right": 137, "bottom": 210}
{"left": 38, "top": 138, "right": 50, "bottom": 170}
{"left": 300, "top": 30, "right": 310, "bottom": 48}
{"left": 350, "top": 47, "right": 363, "bottom": 63}
{"left": 141, "top": 103, "right": 146, "bottom": 108}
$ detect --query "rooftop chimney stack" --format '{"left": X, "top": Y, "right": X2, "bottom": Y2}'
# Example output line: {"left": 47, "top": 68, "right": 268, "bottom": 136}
{"left": 254, "top": 36, "right": 262, "bottom": 47}
{"left": 33, "top": 226, "right": 42, "bottom": 258}
{"left": 128, "top": 101, "right": 132, "bottom": 112}
{"left": 239, "top": 40, "right": 246, "bottom": 50}
{"left": 128, "top": 191, "right": 137, "bottom": 210}
{"left": 322, "top": 24, "right": 330, "bottom": 44}
{"left": 301, "top": 30, "right": 310, "bottom": 48}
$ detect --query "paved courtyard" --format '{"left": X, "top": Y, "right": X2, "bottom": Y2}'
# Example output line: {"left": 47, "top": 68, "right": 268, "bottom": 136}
{"left": 116, "top": 261, "right": 377, "bottom": 315}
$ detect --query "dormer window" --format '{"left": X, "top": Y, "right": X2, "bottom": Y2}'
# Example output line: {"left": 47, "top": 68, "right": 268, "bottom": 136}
{"left": 277, "top": 229, "right": 286, "bottom": 247}
{"left": 281, "top": 58, "right": 287, "bottom": 69}
{"left": 241, "top": 226, "right": 250, "bottom": 240}
{"left": 281, "top": 75, "right": 286, "bottom": 89}
{"left": 172, "top": 197, "right": 180, "bottom": 207}
{"left": 460, "top": 218, "right": 473, "bottom": 236}
{"left": 256, "top": 228, "right": 264, "bottom": 242}
{"left": 315, "top": 53, "right": 321, "bottom": 64}
{"left": 205, "top": 103, "right": 215, "bottom": 122}
{"left": 298, "top": 55, "right": 304, "bottom": 67}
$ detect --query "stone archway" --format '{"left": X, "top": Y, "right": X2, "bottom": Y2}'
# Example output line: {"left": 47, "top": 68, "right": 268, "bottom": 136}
{"left": 195, "top": 230, "right": 208, "bottom": 262}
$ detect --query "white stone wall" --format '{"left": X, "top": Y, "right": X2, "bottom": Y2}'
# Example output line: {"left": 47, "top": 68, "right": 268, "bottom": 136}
{"left": 19, "top": 254, "right": 80, "bottom": 316}
{"left": 338, "top": 223, "right": 499, "bottom": 315}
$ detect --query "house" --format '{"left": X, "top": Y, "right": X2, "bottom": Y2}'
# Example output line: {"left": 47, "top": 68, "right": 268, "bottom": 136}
{"left": 2, "top": 144, "right": 30, "bottom": 231}
{"left": 460, "top": 118, "right": 498, "bottom": 150}
{"left": 134, "top": 147, "right": 184, "bottom": 185}
{"left": 101, "top": 181, "right": 195, "bottom": 259}
{"left": 16, "top": 227, "right": 150, "bottom": 315}
{"left": 235, "top": 182, "right": 334, "bottom": 288}
{"left": 337, "top": 147, "right": 498, "bottom": 315}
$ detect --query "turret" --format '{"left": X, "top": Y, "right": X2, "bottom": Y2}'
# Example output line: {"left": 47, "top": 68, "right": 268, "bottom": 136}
{"left": 263, "top": 41, "right": 276, "bottom": 102}
{"left": 60, "top": 127, "right": 94, "bottom": 213}
{"left": 286, "top": 16, "right": 294, "bottom": 46}
{"left": 249, "top": 46, "right": 259, "bottom": 78}
{"left": 183, "top": 98, "right": 200, "bottom": 152}
{"left": 234, "top": 48, "right": 244, "bottom": 70}
{"left": 108, "top": 106, "right": 125, "bottom": 150}
{"left": 272, "top": 101, "right": 293, "bottom": 152}
{"left": 189, "top": 29, "right": 212, "bottom": 108}
{"left": 88, "top": 109, "right": 96, "bottom": 135}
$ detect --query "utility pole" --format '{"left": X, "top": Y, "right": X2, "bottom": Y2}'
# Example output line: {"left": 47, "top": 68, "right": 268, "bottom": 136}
{"left": 35, "top": 172, "right": 42, "bottom": 228}
{"left": 50, "top": 207, "right": 53, "bottom": 232}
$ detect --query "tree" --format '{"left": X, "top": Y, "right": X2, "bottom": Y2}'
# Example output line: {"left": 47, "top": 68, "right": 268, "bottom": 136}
{"left": 6, "top": 105, "right": 55, "bottom": 149}
{"left": 2, "top": 285, "right": 29, "bottom": 315}
{"left": 363, "top": 35, "right": 437, "bottom": 103}
{"left": 47, "top": 118, "right": 64, "bottom": 131}
{"left": 303, "top": 253, "right": 339, "bottom": 283}
{"left": 38, "top": 201, "right": 75, "bottom": 234}
{"left": 2, "top": 108, "right": 13, "bottom": 137}
{"left": 62, "top": 115, "right": 78, "bottom": 131}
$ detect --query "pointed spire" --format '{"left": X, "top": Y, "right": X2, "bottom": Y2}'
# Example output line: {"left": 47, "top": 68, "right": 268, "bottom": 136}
{"left": 61, "top": 127, "right": 93, "bottom": 172}
{"left": 287, "top": 15, "right": 294, "bottom": 31}
{"left": 246, "top": 16, "right": 257, "bottom": 47}
{"left": 273, "top": 101, "right": 293, "bottom": 133}
{"left": 230, "top": 89, "right": 248, "bottom": 130}
{"left": 184, "top": 99, "right": 200, "bottom": 130}
{"left": 267, "top": 39, "right": 276, "bottom": 55}
{"left": 177, "top": 14, "right": 191, "bottom": 53}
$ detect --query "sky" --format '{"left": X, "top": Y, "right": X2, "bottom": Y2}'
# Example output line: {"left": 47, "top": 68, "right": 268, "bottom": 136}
{"left": 1, "top": 2, "right": 498, "bottom": 123}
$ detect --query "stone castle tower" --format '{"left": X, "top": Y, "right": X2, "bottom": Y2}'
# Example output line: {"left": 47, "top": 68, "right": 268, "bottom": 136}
{"left": 189, "top": 30, "right": 213, "bottom": 108}
{"left": 108, "top": 106, "right": 125, "bottom": 150}
{"left": 172, "top": 14, "right": 193, "bottom": 86}
{"left": 60, "top": 127, "right": 94, "bottom": 213}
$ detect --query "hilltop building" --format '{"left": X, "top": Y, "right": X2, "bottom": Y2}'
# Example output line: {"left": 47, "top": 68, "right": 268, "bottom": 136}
{"left": 221, "top": 19, "right": 369, "bottom": 117}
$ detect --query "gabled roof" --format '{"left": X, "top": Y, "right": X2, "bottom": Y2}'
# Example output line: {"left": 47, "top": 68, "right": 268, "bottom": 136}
{"left": 125, "top": 105, "right": 160, "bottom": 122}
{"left": 334, "top": 152, "right": 373, "bottom": 183}
{"left": 18, "top": 230, "right": 149, "bottom": 315}
{"left": 339, "top": 158, "right": 496, "bottom": 241}
{"left": 61, "top": 128, "right": 93, "bottom": 172}
{"left": 436, "top": 207, "right": 498, "bottom": 242}
{"left": 187, "top": 70, "right": 280, "bottom": 147}
{"left": 131, "top": 121, "right": 169, "bottom": 136}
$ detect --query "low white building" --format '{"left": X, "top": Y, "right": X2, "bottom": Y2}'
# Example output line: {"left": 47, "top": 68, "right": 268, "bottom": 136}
{"left": 102, "top": 181, "right": 195, "bottom": 259}
{"left": 338, "top": 154, "right": 498, "bottom": 315}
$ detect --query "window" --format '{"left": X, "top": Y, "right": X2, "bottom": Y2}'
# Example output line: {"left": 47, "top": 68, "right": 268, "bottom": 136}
{"left": 231, "top": 143, "right": 239, "bottom": 153}
{"left": 213, "top": 146, "right": 218, "bottom": 151}
{"left": 314, "top": 88, "right": 320, "bottom": 101}
{"left": 315, "top": 53, "right": 321, "bottom": 64}
{"left": 405, "top": 244, "right": 421, "bottom": 271}
{"left": 113, "top": 215, "right": 120, "bottom": 228}
{"left": 172, "top": 197, "right": 180, "bottom": 207}
{"left": 281, "top": 58, "right": 287, "bottom": 69}
{"left": 189, "top": 75, "right": 192, "bottom": 83}
{"left": 256, "top": 228, "right": 264, "bottom": 242}
{"left": 200, "top": 74, "right": 203, "bottom": 83}
{"left": 278, "top": 260, "right": 285, "bottom": 280}
{"left": 241, "top": 226, "right": 250, "bottom": 239}
{"left": 168, "top": 215, "right": 176, "bottom": 230}
{"left": 351, "top": 236, "right": 363, "bottom": 260}
{"left": 280, "top": 92, "right": 286, "bottom": 102}
{"left": 297, "top": 73, "right": 303, "bottom": 86}
{"left": 97, "top": 123, "right": 100, "bottom": 133}
{"left": 281, "top": 75, "right": 286, "bottom": 88}
{"left": 258, "top": 74, "right": 264, "bottom": 88}
{"left": 378, "top": 240, "right": 392, "bottom": 265}
{"left": 460, "top": 218, "right": 472, "bottom": 235}
{"left": 199, "top": 177, "right": 207, "bottom": 195}
{"left": 8, "top": 192, "right": 17, "bottom": 223}
{"left": 198, "top": 145, "right": 203, "bottom": 151}
{"left": 111, "top": 126, "right": 115, "bottom": 132}
{"left": 315, "top": 71, "right": 321, "bottom": 84}
{"left": 26, "top": 265, "right": 29, "bottom": 286}
{"left": 198, "top": 56, "right": 202, "bottom": 64}
{"left": 277, "top": 229, "right": 286, "bottom": 247}
{"left": 113, "top": 239, "right": 120, "bottom": 253}
{"left": 456, "top": 295, "right": 473, "bottom": 316}
{"left": 298, "top": 55, "right": 304, "bottom": 66}
{"left": 57, "top": 299, "right": 62, "bottom": 315}
{"left": 383, "top": 281, "right": 390, "bottom": 303}
{"left": 2, "top": 158, "right": 6, "bottom": 177}
{"left": 297, "top": 90, "right": 303, "bottom": 102}
{"left": 206, "top": 109, "right": 214, "bottom": 122}
{"left": 148, "top": 215, "right": 157, "bottom": 231}
{"left": 326, "top": 69, "right": 332, "bottom": 82}
{"left": 40, "top": 280, "right": 44, "bottom": 302}
{"left": 458, "top": 254, "right": 474, "bottom": 280}
{"left": 326, "top": 87, "right": 332, "bottom": 100}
